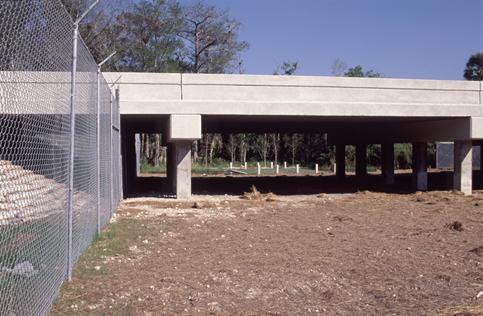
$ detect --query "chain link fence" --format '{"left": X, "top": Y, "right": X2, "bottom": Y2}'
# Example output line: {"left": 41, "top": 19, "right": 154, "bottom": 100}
{"left": 0, "top": 1, "right": 122, "bottom": 315}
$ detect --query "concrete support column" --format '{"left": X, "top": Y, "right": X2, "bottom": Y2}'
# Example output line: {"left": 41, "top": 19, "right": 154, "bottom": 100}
{"left": 135, "top": 134, "right": 141, "bottom": 177}
{"left": 170, "top": 141, "right": 192, "bottom": 199}
{"left": 381, "top": 143, "right": 395, "bottom": 185}
{"left": 480, "top": 145, "right": 483, "bottom": 171}
{"left": 412, "top": 142, "right": 428, "bottom": 191}
{"left": 356, "top": 144, "right": 367, "bottom": 177}
{"left": 336, "top": 144, "right": 345, "bottom": 179}
{"left": 454, "top": 140, "right": 473, "bottom": 195}
{"left": 167, "top": 114, "right": 201, "bottom": 199}
{"left": 166, "top": 143, "right": 176, "bottom": 195}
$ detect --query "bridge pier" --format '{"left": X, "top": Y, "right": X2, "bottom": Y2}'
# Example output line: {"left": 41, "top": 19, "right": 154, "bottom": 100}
{"left": 167, "top": 115, "right": 202, "bottom": 199}
{"left": 167, "top": 141, "right": 192, "bottom": 199}
{"left": 381, "top": 143, "right": 395, "bottom": 185}
{"left": 412, "top": 142, "right": 428, "bottom": 191}
{"left": 454, "top": 140, "right": 472, "bottom": 195}
{"left": 356, "top": 144, "right": 367, "bottom": 178}
{"left": 336, "top": 144, "right": 346, "bottom": 179}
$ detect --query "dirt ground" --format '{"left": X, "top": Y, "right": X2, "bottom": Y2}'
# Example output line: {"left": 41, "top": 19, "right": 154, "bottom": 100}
{"left": 52, "top": 190, "right": 483, "bottom": 316}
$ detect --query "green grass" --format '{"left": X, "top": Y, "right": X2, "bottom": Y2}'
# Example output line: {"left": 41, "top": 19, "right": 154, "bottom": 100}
{"left": 140, "top": 159, "right": 385, "bottom": 176}
{"left": 140, "top": 163, "right": 166, "bottom": 174}
{"left": 71, "top": 217, "right": 169, "bottom": 280}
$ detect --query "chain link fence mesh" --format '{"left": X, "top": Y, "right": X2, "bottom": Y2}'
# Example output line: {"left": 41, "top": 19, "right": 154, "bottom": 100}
{"left": 0, "top": 1, "right": 121, "bottom": 315}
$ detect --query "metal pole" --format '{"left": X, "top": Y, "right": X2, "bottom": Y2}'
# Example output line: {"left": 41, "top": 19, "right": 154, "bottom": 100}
{"left": 96, "top": 52, "right": 116, "bottom": 236}
{"left": 109, "top": 90, "right": 113, "bottom": 214}
{"left": 96, "top": 66, "right": 101, "bottom": 236}
{"left": 67, "top": 23, "right": 79, "bottom": 282}
{"left": 116, "top": 88, "right": 123, "bottom": 202}
{"left": 66, "top": 0, "right": 100, "bottom": 282}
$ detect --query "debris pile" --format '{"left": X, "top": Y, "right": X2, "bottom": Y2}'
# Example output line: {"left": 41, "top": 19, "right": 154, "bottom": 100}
{"left": 0, "top": 160, "right": 67, "bottom": 224}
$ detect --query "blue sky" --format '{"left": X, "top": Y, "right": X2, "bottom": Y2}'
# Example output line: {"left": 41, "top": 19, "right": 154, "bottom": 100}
{"left": 183, "top": 0, "right": 482, "bottom": 80}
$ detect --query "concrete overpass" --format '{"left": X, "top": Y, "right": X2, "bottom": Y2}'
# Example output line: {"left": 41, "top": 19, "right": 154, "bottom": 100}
{"left": 104, "top": 72, "right": 483, "bottom": 198}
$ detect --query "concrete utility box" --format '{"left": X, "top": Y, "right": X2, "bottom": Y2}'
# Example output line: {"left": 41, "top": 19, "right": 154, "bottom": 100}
{"left": 436, "top": 142, "right": 481, "bottom": 170}
{"left": 168, "top": 114, "right": 202, "bottom": 142}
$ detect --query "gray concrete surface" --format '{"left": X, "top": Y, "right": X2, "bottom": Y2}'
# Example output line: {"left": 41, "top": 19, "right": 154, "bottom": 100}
{"left": 454, "top": 141, "right": 473, "bottom": 195}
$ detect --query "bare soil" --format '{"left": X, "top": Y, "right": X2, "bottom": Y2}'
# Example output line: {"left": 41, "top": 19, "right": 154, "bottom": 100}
{"left": 52, "top": 191, "right": 483, "bottom": 315}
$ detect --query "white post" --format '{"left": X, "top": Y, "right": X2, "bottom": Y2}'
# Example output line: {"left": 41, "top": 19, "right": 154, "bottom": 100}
{"left": 270, "top": 161, "right": 274, "bottom": 169}
{"left": 244, "top": 162, "right": 248, "bottom": 169}
{"left": 276, "top": 164, "right": 280, "bottom": 174}
{"left": 315, "top": 164, "right": 319, "bottom": 174}
{"left": 284, "top": 161, "right": 287, "bottom": 169}
{"left": 257, "top": 162, "right": 261, "bottom": 176}
{"left": 229, "top": 162, "right": 233, "bottom": 169}
{"left": 296, "top": 164, "right": 300, "bottom": 174}
{"left": 333, "top": 163, "right": 337, "bottom": 174}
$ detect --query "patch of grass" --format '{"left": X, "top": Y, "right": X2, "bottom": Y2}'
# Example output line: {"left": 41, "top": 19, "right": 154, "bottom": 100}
{"left": 71, "top": 218, "right": 167, "bottom": 280}
{"left": 140, "top": 162, "right": 166, "bottom": 174}
{"left": 52, "top": 216, "right": 170, "bottom": 315}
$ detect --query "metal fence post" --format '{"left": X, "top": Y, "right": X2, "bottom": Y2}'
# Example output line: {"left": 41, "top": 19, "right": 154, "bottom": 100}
{"left": 96, "top": 66, "right": 101, "bottom": 236}
{"left": 96, "top": 52, "right": 116, "bottom": 235}
{"left": 66, "top": 21, "right": 79, "bottom": 283}
{"left": 67, "top": 0, "right": 100, "bottom": 282}
{"left": 116, "top": 88, "right": 123, "bottom": 203}
{"left": 109, "top": 88, "right": 113, "bottom": 214}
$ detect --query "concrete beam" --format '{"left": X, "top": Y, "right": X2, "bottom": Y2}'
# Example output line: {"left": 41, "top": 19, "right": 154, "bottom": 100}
{"left": 381, "top": 144, "right": 395, "bottom": 185}
{"left": 336, "top": 144, "right": 345, "bottom": 179}
{"left": 168, "top": 114, "right": 202, "bottom": 142}
{"left": 471, "top": 117, "right": 483, "bottom": 140}
{"left": 412, "top": 142, "right": 428, "bottom": 191}
{"left": 329, "top": 118, "right": 472, "bottom": 144}
{"left": 454, "top": 140, "right": 473, "bottom": 195}
{"left": 356, "top": 144, "right": 367, "bottom": 177}
{"left": 104, "top": 72, "right": 481, "bottom": 118}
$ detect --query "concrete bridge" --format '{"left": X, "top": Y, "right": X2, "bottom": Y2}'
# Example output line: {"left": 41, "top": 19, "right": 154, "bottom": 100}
{"left": 104, "top": 72, "right": 483, "bottom": 198}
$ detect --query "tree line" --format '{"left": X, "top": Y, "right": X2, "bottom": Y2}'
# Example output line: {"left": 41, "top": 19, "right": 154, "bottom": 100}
{"left": 62, "top": 0, "right": 248, "bottom": 73}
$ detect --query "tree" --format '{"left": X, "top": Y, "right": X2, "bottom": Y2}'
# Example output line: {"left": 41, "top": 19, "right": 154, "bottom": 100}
{"left": 331, "top": 58, "right": 347, "bottom": 76}
{"left": 253, "top": 134, "right": 270, "bottom": 167}
{"left": 274, "top": 61, "right": 298, "bottom": 75}
{"left": 61, "top": 0, "right": 128, "bottom": 65}
{"left": 179, "top": 0, "right": 248, "bottom": 73}
{"left": 115, "top": 0, "right": 184, "bottom": 72}
{"left": 344, "top": 65, "right": 382, "bottom": 78}
{"left": 464, "top": 53, "right": 483, "bottom": 81}
{"left": 238, "top": 134, "right": 250, "bottom": 164}
{"left": 226, "top": 134, "right": 237, "bottom": 163}
{"left": 271, "top": 134, "right": 281, "bottom": 165}
{"left": 283, "top": 134, "right": 303, "bottom": 166}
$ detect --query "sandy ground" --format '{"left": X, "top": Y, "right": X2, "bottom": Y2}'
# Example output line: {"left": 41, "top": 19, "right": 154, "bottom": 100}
{"left": 52, "top": 191, "right": 483, "bottom": 315}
